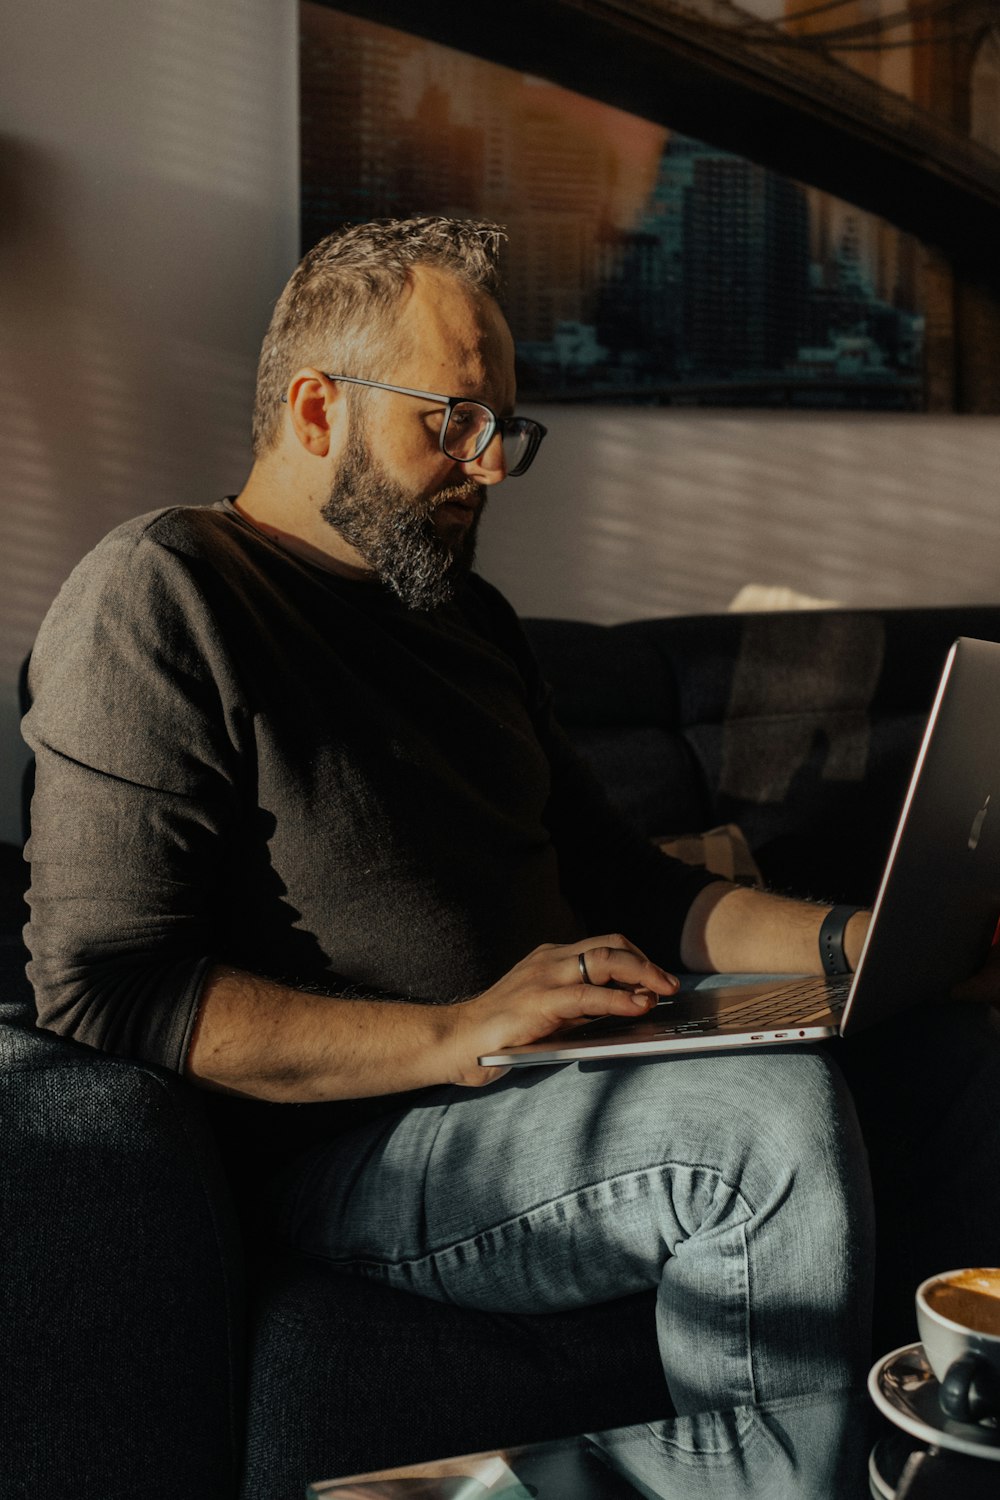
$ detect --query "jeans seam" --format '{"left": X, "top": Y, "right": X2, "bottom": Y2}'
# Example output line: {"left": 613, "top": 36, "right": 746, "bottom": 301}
{"left": 416, "top": 1101, "right": 453, "bottom": 1256}
{"left": 740, "top": 1218, "right": 758, "bottom": 1404}
{"left": 320, "top": 1159, "right": 754, "bottom": 1277}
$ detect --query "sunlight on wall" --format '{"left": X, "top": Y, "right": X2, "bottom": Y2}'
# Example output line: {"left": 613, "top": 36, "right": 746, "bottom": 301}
{"left": 0, "top": 0, "right": 299, "bottom": 842}
{"left": 478, "top": 409, "right": 1000, "bottom": 622}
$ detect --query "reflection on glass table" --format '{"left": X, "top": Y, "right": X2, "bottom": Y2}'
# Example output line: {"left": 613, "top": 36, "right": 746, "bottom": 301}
{"left": 307, "top": 1386, "right": 884, "bottom": 1499}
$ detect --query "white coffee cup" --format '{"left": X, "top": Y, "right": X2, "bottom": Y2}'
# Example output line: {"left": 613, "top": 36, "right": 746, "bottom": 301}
{"left": 916, "top": 1268, "right": 1000, "bottom": 1424}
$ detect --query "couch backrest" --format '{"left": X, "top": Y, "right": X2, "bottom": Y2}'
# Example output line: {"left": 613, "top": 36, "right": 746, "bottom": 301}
{"left": 524, "top": 605, "right": 1000, "bottom": 905}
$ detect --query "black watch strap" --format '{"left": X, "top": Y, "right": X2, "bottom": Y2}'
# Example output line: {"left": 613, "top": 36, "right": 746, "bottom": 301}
{"left": 819, "top": 905, "right": 861, "bottom": 976}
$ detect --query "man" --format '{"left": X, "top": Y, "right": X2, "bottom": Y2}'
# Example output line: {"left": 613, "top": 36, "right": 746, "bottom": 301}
{"left": 21, "top": 217, "right": 998, "bottom": 1415}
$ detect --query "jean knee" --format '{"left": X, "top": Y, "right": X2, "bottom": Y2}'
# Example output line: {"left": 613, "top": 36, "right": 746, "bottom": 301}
{"left": 711, "top": 1049, "right": 868, "bottom": 1223}
{"left": 756, "top": 1048, "right": 857, "bottom": 1159}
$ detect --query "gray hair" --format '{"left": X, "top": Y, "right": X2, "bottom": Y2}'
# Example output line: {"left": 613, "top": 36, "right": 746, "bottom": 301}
{"left": 251, "top": 216, "right": 507, "bottom": 457}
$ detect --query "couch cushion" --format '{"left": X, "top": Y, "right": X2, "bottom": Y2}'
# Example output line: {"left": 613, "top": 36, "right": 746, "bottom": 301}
{"left": 244, "top": 1256, "right": 665, "bottom": 1500}
{"left": 0, "top": 1022, "right": 246, "bottom": 1500}
{"left": 525, "top": 606, "right": 1000, "bottom": 905}
{"left": 655, "top": 824, "right": 764, "bottom": 887}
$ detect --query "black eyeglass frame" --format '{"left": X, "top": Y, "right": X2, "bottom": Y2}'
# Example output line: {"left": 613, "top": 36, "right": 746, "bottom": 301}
{"left": 317, "top": 373, "right": 547, "bottom": 477}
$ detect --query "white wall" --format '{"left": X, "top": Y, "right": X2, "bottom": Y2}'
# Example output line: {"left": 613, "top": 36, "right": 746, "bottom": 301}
{"left": 0, "top": 0, "right": 300, "bottom": 845}
{"left": 478, "top": 408, "right": 1000, "bottom": 622}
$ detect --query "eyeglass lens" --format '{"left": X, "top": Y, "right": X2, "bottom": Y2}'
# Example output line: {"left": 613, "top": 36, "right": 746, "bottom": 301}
{"left": 443, "top": 403, "right": 538, "bottom": 476}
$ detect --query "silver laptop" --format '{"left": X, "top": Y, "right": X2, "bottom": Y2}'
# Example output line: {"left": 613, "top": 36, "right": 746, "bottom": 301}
{"left": 480, "top": 636, "right": 1000, "bottom": 1069}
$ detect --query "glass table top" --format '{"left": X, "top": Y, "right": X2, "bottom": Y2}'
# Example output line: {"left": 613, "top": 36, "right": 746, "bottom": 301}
{"left": 307, "top": 1338, "right": 1000, "bottom": 1499}
{"left": 305, "top": 1384, "right": 932, "bottom": 1499}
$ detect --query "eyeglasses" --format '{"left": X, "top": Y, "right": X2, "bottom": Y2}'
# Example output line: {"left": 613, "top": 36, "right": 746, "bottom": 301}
{"left": 320, "top": 373, "right": 547, "bottom": 478}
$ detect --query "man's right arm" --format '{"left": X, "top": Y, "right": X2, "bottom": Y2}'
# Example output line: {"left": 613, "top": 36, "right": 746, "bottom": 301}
{"left": 186, "top": 937, "right": 678, "bottom": 1100}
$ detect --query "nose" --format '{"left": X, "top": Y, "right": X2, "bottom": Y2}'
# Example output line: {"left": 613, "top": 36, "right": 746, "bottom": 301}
{"left": 461, "top": 429, "right": 507, "bottom": 486}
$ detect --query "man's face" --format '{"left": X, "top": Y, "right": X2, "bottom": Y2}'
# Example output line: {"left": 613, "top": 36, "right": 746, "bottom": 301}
{"left": 318, "top": 266, "right": 516, "bottom": 610}
{"left": 320, "top": 400, "right": 485, "bottom": 611}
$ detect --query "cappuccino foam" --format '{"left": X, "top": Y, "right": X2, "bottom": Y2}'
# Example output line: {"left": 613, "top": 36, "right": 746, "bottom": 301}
{"left": 926, "top": 1269, "right": 1000, "bottom": 1337}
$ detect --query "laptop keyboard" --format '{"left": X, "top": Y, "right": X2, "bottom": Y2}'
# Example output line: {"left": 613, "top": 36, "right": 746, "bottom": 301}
{"left": 573, "top": 977, "right": 853, "bottom": 1043}
{"left": 712, "top": 976, "right": 852, "bottom": 1027}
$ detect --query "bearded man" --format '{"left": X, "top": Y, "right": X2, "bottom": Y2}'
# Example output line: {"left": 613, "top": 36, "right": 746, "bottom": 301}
{"left": 26, "top": 217, "right": 998, "bottom": 1422}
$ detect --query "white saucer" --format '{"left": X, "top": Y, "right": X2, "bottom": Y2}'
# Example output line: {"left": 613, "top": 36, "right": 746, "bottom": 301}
{"left": 868, "top": 1342, "right": 1000, "bottom": 1461}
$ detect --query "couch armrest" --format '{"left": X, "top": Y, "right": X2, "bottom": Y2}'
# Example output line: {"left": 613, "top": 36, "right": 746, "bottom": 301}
{"left": 0, "top": 1019, "right": 246, "bottom": 1499}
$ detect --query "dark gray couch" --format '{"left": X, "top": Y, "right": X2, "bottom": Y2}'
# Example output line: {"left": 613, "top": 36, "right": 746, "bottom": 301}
{"left": 6, "top": 603, "right": 1000, "bottom": 1499}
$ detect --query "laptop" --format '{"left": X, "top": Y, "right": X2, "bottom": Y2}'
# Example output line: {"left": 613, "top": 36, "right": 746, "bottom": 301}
{"left": 479, "top": 636, "right": 1000, "bottom": 1069}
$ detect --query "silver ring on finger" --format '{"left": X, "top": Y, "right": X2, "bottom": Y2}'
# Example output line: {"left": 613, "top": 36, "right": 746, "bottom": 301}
{"left": 578, "top": 950, "right": 594, "bottom": 985}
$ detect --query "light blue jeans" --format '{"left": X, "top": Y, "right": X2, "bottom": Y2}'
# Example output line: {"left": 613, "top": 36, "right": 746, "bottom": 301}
{"left": 585, "top": 1388, "right": 871, "bottom": 1499}
{"left": 276, "top": 978, "right": 876, "bottom": 1415}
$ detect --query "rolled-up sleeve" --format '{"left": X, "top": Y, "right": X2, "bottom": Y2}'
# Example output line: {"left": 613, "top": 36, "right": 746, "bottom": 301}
{"left": 23, "top": 520, "right": 247, "bottom": 1071}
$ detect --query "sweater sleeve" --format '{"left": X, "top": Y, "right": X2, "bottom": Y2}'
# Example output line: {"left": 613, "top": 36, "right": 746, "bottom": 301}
{"left": 22, "top": 517, "right": 248, "bottom": 1071}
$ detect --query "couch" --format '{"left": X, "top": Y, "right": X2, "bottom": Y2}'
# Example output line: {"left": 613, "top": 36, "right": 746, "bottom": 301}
{"left": 5, "top": 602, "right": 1000, "bottom": 1499}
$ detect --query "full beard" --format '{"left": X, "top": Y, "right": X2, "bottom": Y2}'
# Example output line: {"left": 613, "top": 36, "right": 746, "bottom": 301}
{"left": 320, "top": 424, "right": 485, "bottom": 612}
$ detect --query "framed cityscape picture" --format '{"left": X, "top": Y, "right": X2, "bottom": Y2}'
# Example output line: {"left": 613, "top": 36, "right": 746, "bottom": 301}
{"left": 299, "top": 3, "right": 964, "bottom": 412}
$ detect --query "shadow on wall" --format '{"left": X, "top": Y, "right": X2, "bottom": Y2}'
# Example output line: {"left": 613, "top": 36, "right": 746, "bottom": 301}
{"left": 0, "top": 137, "right": 82, "bottom": 674}
{"left": 0, "top": 132, "right": 276, "bottom": 845}
{"left": 0, "top": 132, "right": 265, "bottom": 685}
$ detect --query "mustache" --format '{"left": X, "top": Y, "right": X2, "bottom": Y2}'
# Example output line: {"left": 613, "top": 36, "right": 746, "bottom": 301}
{"left": 431, "top": 481, "right": 484, "bottom": 510}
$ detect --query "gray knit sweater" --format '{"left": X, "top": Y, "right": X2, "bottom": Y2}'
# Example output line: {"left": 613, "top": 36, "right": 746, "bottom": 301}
{"left": 23, "top": 502, "right": 711, "bottom": 1088}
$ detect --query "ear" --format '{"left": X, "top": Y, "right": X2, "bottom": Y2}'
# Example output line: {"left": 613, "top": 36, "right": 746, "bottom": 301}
{"left": 284, "top": 369, "right": 346, "bottom": 457}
